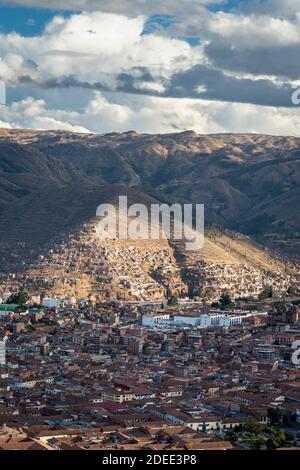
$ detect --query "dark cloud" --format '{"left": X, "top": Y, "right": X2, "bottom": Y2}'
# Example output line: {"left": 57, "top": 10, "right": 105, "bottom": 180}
{"left": 116, "top": 64, "right": 295, "bottom": 107}
{"left": 205, "top": 41, "right": 300, "bottom": 80}
{"left": 18, "top": 75, "right": 110, "bottom": 92}
{"left": 15, "top": 63, "right": 296, "bottom": 108}
{"left": 0, "top": 0, "right": 217, "bottom": 15}
{"left": 116, "top": 67, "right": 162, "bottom": 96}
{"left": 245, "top": 0, "right": 300, "bottom": 17}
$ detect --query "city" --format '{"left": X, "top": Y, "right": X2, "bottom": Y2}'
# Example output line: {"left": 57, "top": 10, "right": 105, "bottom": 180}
{"left": 0, "top": 285, "right": 300, "bottom": 451}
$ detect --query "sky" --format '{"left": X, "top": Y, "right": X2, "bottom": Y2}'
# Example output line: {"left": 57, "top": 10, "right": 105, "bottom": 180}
{"left": 0, "top": 0, "right": 299, "bottom": 135}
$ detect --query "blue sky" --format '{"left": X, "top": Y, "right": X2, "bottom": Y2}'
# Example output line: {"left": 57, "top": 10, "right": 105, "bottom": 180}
{"left": 0, "top": 6, "right": 52, "bottom": 35}
{"left": 0, "top": 5, "right": 72, "bottom": 36}
{"left": 0, "top": 1, "right": 248, "bottom": 37}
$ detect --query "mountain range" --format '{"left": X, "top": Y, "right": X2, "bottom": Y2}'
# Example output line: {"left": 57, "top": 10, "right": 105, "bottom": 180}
{"left": 0, "top": 129, "right": 299, "bottom": 250}
{"left": 0, "top": 128, "right": 298, "bottom": 300}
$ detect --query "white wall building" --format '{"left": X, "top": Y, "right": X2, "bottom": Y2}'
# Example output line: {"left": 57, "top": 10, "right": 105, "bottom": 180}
{"left": 42, "top": 298, "right": 59, "bottom": 308}
{"left": 142, "top": 309, "right": 266, "bottom": 329}
{"left": 173, "top": 313, "right": 243, "bottom": 328}
{"left": 173, "top": 315, "right": 202, "bottom": 327}
{"left": 142, "top": 314, "right": 171, "bottom": 327}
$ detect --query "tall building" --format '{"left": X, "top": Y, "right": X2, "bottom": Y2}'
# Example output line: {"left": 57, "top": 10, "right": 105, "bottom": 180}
{"left": 0, "top": 340, "right": 6, "bottom": 366}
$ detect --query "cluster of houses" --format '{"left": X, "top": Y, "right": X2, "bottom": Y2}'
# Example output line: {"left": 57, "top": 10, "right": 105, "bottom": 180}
{"left": 0, "top": 296, "right": 299, "bottom": 450}
{"left": 1, "top": 217, "right": 299, "bottom": 310}
{"left": 183, "top": 262, "right": 294, "bottom": 302}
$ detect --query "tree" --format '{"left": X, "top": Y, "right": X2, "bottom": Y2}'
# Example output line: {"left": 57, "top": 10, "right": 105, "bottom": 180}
{"left": 167, "top": 294, "right": 178, "bottom": 306}
{"left": 266, "top": 430, "right": 286, "bottom": 449}
{"left": 244, "top": 419, "right": 264, "bottom": 434}
{"left": 252, "top": 438, "right": 264, "bottom": 450}
{"left": 7, "top": 291, "right": 29, "bottom": 305}
{"left": 259, "top": 285, "right": 273, "bottom": 300}
{"left": 192, "top": 288, "right": 201, "bottom": 298}
{"left": 211, "top": 301, "right": 220, "bottom": 308}
{"left": 266, "top": 438, "right": 277, "bottom": 450}
{"left": 287, "top": 286, "right": 296, "bottom": 295}
{"left": 220, "top": 292, "right": 232, "bottom": 309}
{"left": 268, "top": 407, "right": 282, "bottom": 426}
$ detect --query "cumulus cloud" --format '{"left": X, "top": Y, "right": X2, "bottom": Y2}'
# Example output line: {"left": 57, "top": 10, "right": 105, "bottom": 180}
{"left": 0, "top": 96, "right": 90, "bottom": 132}
{"left": 205, "top": 41, "right": 300, "bottom": 80}
{"left": 0, "top": 0, "right": 219, "bottom": 37}
{"left": 196, "top": 10, "right": 300, "bottom": 80}
{"left": 0, "top": 12, "right": 201, "bottom": 87}
{"left": 0, "top": 11, "right": 297, "bottom": 108}
{"left": 1, "top": 91, "right": 300, "bottom": 137}
{"left": 248, "top": 0, "right": 300, "bottom": 18}
{"left": 4, "top": 0, "right": 298, "bottom": 17}
{"left": 118, "top": 64, "right": 296, "bottom": 107}
{"left": 0, "top": 5, "right": 299, "bottom": 135}
{"left": 199, "top": 11, "right": 300, "bottom": 47}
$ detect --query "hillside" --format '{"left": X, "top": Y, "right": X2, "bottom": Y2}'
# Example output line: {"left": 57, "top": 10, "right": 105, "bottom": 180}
{"left": 0, "top": 129, "right": 299, "bottom": 254}
{"left": 0, "top": 129, "right": 298, "bottom": 300}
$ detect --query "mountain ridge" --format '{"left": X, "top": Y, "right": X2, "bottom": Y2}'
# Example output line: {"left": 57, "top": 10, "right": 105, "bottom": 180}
{"left": 0, "top": 128, "right": 299, "bottom": 300}
{"left": 0, "top": 128, "right": 299, "bottom": 254}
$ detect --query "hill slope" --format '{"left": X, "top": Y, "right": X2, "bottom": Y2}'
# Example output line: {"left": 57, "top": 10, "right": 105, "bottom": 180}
{"left": 0, "top": 129, "right": 299, "bottom": 254}
{"left": 0, "top": 129, "right": 298, "bottom": 300}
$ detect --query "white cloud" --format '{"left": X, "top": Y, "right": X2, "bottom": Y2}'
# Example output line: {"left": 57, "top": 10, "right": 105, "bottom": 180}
{"left": 0, "top": 8, "right": 299, "bottom": 135}
{"left": 1, "top": 91, "right": 300, "bottom": 137}
{"left": 0, "top": 96, "right": 90, "bottom": 132}
{"left": 199, "top": 11, "right": 300, "bottom": 48}
{"left": 249, "top": 0, "right": 300, "bottom": 17}
{"left": 0, "top": 12, "right": 202, "bottom": 88}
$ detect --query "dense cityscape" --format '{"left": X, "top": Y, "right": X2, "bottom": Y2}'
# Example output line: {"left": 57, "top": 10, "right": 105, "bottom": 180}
{"left": 0, "top": 284, "right": 300, "bottom": 451}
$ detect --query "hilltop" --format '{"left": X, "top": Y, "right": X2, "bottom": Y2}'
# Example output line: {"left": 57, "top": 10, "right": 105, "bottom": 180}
{"left": 0, "top": 129, "right": 298, "bottom": 300}
{"left": 0, "top": 129, "right": 299, "bottom": 253}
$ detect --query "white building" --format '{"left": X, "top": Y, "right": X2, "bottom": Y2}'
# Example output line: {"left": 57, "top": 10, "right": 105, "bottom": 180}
{"left": 173, "top": 314, "right": 202, "bottom": 327}
{"left": 142, "top": 309, "right": 266, "bottom": 329}
{"left": 174, "top": 312, "right": 244, "bottom": 328}
{"left": 142, "top": 313, "right": 171, "bottom": 328}
{"left": 42, "top": 298, "right": 59, "bottom": 308}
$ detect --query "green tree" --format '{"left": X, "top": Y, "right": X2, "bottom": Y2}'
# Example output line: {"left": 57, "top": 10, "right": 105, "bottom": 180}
{"left": 220, "top": 292, "right": 232, "bottom": 308}
{"left": 266, "top": 438, "right": 277, "bottom": 450}
{"left": 259, "top": 285, "right": 273, "bottom": 300}
{"left": 287, "top": 286, "right": 296, "bottom": 295}
{"left": 244, "top": 419, "right": 264, "bottom": 434}
{"left": 268, "top": 407, "right": 282, "bottom": 426}
{"left": 193, "top": 288, "right": 200, "bottom": 298}
{"left": 167, "top": 294, "right": 178, "bottom": 306}
{"left": 211, "top": 301, "right": 220, "bottom": 308}
{"left": 7, "top": 291, "right": 29, "bottom": 305}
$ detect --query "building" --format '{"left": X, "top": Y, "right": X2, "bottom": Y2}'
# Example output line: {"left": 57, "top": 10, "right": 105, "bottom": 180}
{"left": 142, "top": 309, "right": 264, "bottom": 329}
{"left": 42, "top": 298, "right": 59, "bottom": 308}
{"left": 174, "top": 312, "right": 244, "bottom": 328}
{"left": 127, "top": 337, "right": 144, "bottom": 355}
{"left": 142, "top": 313, "right": 171, "bottom": 327}
{"left": 0, "top": 304, "right": 18, "bottom": 318}
{"left": 102, "top": 388, "right": 135, "bottom": 403}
